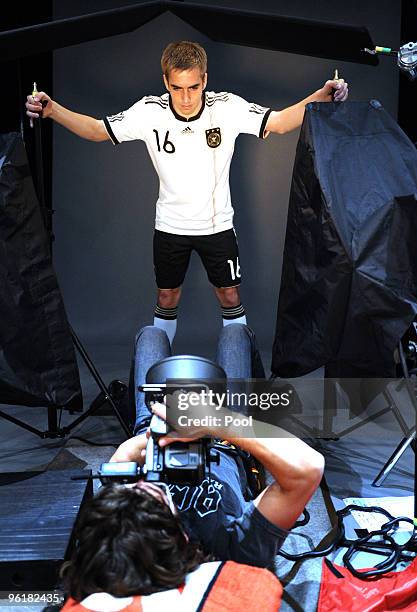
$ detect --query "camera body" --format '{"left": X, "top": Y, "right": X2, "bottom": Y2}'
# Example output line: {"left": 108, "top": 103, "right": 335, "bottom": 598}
{"left": 144, "top": 412, "right": 208, "bottom": 485}
{"left": 99, "top": 355, "right": 226, "bottom": 486}
{"left": 99, "top": 425, "right": 209, "bottom": 486}
{"left": 99, "top": 391, "right": 211, "bottom": 486}
{"left": 141, "top": 379, "right": 216, "bottom": 485}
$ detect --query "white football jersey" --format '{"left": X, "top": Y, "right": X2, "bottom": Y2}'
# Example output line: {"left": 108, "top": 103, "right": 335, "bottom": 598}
{"left": 103, "top": 92, "right": 271, "bottom": 235}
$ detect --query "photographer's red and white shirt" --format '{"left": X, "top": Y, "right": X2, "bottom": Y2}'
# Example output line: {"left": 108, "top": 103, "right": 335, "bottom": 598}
{"left": 102, "top": 92, "right": 271, "bottom": 235}
{"left": 62, "top": 560, "right": 282, "bottom": 611}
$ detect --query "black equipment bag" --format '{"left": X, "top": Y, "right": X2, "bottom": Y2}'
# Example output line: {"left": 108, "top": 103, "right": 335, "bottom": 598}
{"left": 272, "top": 101, "right": 417, "bottom": 378}
{"left": 0, "top": 132, "right": 82, "bottom": 409}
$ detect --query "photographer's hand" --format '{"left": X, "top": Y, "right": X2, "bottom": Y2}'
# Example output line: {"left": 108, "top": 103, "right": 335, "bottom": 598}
{"left": 151, "top": 393, "right": 247, "bottom": 446}
{"left": 151, "top": 399, "right": 212, "bottom": 445}
{"left": 109, "top": 431, "right": 148, "bottom": 463}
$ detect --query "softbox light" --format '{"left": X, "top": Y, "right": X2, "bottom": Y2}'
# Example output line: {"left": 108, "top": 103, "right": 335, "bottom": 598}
{"left": 272, "top": 101, "right": 417, "bottom": 378}
{"left": 0, "top": 132, "right": 82, "bottom": 410}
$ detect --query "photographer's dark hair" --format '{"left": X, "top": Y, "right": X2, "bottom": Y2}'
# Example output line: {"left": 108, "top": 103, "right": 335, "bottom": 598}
{"left": 61, "top": 484, "right": 205, "bottom": 601}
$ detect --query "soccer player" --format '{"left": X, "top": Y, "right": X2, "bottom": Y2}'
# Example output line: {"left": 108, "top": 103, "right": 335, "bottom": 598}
{"left": 26, "top": 41, "right": 348, "bottom": 344}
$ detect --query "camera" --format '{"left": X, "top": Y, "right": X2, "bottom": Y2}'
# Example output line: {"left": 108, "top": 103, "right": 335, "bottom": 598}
{"left": 141, "top": 354, "right": 226, "bottom": 484}
{"left": 98, "top": 354, "right": 226, "bottom": 486}
{"left": 98, "top": 384, "right": 218, "bottom": 486}
{"left": 143, "top": 405, "right": 210, "bottom": 485}
{"left": 98, "top": 411, "right": 215, "bottom": 485}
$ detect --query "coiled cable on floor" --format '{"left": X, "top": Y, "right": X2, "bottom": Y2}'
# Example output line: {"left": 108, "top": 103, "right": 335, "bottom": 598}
{"left": 277, "top": 504, "right": 417, "bottom": 578}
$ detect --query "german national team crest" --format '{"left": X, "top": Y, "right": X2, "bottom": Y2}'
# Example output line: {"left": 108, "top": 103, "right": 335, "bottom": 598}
{"left": 206, "top": 127, "right": 221, "bottom": 148}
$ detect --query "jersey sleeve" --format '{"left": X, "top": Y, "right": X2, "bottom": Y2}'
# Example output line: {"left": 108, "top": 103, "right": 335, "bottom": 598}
{"left": 228, "top": 93, "right": 272, "bottom": 139}
{"left": 102, "top": 97, "right": 147, "bottom": 145}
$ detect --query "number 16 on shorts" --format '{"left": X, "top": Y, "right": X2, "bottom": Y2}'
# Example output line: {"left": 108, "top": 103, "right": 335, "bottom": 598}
{"left": 227, "top": 257, "right": 241, "bottom": 281}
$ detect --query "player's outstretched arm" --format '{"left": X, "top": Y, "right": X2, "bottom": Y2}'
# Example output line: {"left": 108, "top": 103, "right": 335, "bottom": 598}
{"left": 265, "top": 78, "right": 349, "bottom": 135}
{"left": 26, "top": 91, "right": 110, "bottom": 142}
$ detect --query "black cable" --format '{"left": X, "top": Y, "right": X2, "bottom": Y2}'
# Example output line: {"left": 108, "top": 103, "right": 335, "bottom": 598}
{"left": 277, "top": 537, "right": 336, "bottom": 561}
{"left": 294, "top": 508, "right": 310, "bottom": 528}
{"left": 341, "top": 509, "right": 416, "bottom": 578}
{"left": 276, "top": 504, "right": 417, "bottom": 578}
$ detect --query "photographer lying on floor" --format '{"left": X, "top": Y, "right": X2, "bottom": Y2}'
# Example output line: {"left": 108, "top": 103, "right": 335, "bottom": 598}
{"left": 60, "top": 324, "right": 324, "bottom": 611}
{"left": 112, "top": 323, "right": 324, "bottom": 563}
{"left": 61, "top": 481, "right": 283, "bottom": 611}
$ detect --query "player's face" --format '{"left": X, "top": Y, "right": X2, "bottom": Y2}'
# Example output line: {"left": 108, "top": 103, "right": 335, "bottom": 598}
{"left": 164, "top": 67, "right": 207, "bottom": 118}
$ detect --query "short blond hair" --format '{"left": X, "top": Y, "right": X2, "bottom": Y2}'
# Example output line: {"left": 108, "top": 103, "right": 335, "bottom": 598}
{"left": 161, "top": 41, "right": 207, "bottom": 79}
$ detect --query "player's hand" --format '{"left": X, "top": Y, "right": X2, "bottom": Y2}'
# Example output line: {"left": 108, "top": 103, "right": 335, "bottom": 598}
{"left": 318, "top": 79, "right": 349, "bottom": 103}
{"left": 26, "top": 91, "right": 52, "bottom": 121}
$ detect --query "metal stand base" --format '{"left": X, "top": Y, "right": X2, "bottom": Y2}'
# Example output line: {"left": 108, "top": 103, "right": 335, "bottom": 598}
{"left": 371, "top": 341, "right": 417, "bottom": 495}
{"left": 0, "top": 328, "right": 131, "bottom": 439}
{"left": 373, "top": 430, "right": 416, "bottom": 487}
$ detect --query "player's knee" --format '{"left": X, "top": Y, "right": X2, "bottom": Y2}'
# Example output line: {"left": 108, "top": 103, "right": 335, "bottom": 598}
{"left": 216, "top": 286, "right": 240, "bottom": 307}
{"left": 158, "top": 287, "right": 181, "bottom": 309}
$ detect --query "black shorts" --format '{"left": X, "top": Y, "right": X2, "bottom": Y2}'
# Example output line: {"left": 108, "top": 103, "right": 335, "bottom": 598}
{"left": 153, "top": 229, "right": 242, "bottom": 289}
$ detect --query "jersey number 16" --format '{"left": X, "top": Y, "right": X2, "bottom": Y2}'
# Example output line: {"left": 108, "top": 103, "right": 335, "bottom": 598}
{"left": 153, "top": 130, "right": 175, "bottom": 154}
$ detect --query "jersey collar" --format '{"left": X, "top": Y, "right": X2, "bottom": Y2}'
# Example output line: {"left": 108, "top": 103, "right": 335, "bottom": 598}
{"left": 169, "top": 93, "right": 206, "bottom": 122}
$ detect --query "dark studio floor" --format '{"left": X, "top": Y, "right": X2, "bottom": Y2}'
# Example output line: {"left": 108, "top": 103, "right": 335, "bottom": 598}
{"left": 0, "top": 339, "right": 415, "bottom": 612}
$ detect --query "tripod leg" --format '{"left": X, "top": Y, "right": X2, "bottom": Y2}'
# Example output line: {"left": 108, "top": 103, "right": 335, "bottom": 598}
{"left": 47, "top": 406, "right": 58, "bottom": 435}
{"left": 69, "top": 327, "right": 131, "bottom": 437}
{"left": 372, "top": 429, "right": 415, "bottom": 487}
{"left": 322, "top": 370, "right": 338, "bottom": 437}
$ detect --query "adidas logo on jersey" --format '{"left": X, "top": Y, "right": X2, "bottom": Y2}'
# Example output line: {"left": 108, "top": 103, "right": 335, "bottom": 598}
{"left": 181, "top": 126, "right": 194, "bottom": 135}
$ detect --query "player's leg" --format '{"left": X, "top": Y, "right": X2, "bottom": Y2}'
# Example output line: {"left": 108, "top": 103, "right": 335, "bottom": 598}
{"left": 155, "top": 287, "right": 181, "bottom": 345}
{"left": 195, "top": 229, "right": 247, "bottom": 326}
{"left": 153, "top": 231, "right": 191, "bottom": 345}
{"left": 214, "top": 285, "right": 246, "bottom": 325}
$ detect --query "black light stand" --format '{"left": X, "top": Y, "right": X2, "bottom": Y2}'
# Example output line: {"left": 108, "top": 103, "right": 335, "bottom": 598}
{"left": 372, "top": 338, "right": 417, "bottom": 524}
{"left": 283, "top": 335, "right": 417, "bottom": 526}
{"left": 0, "top": 327, "right": 130, "bottom": 439}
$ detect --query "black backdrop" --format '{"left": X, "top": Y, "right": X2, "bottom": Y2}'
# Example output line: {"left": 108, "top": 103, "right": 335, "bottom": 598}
{"left": 49, "top": 0, "right": 400, "bottom": 362}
